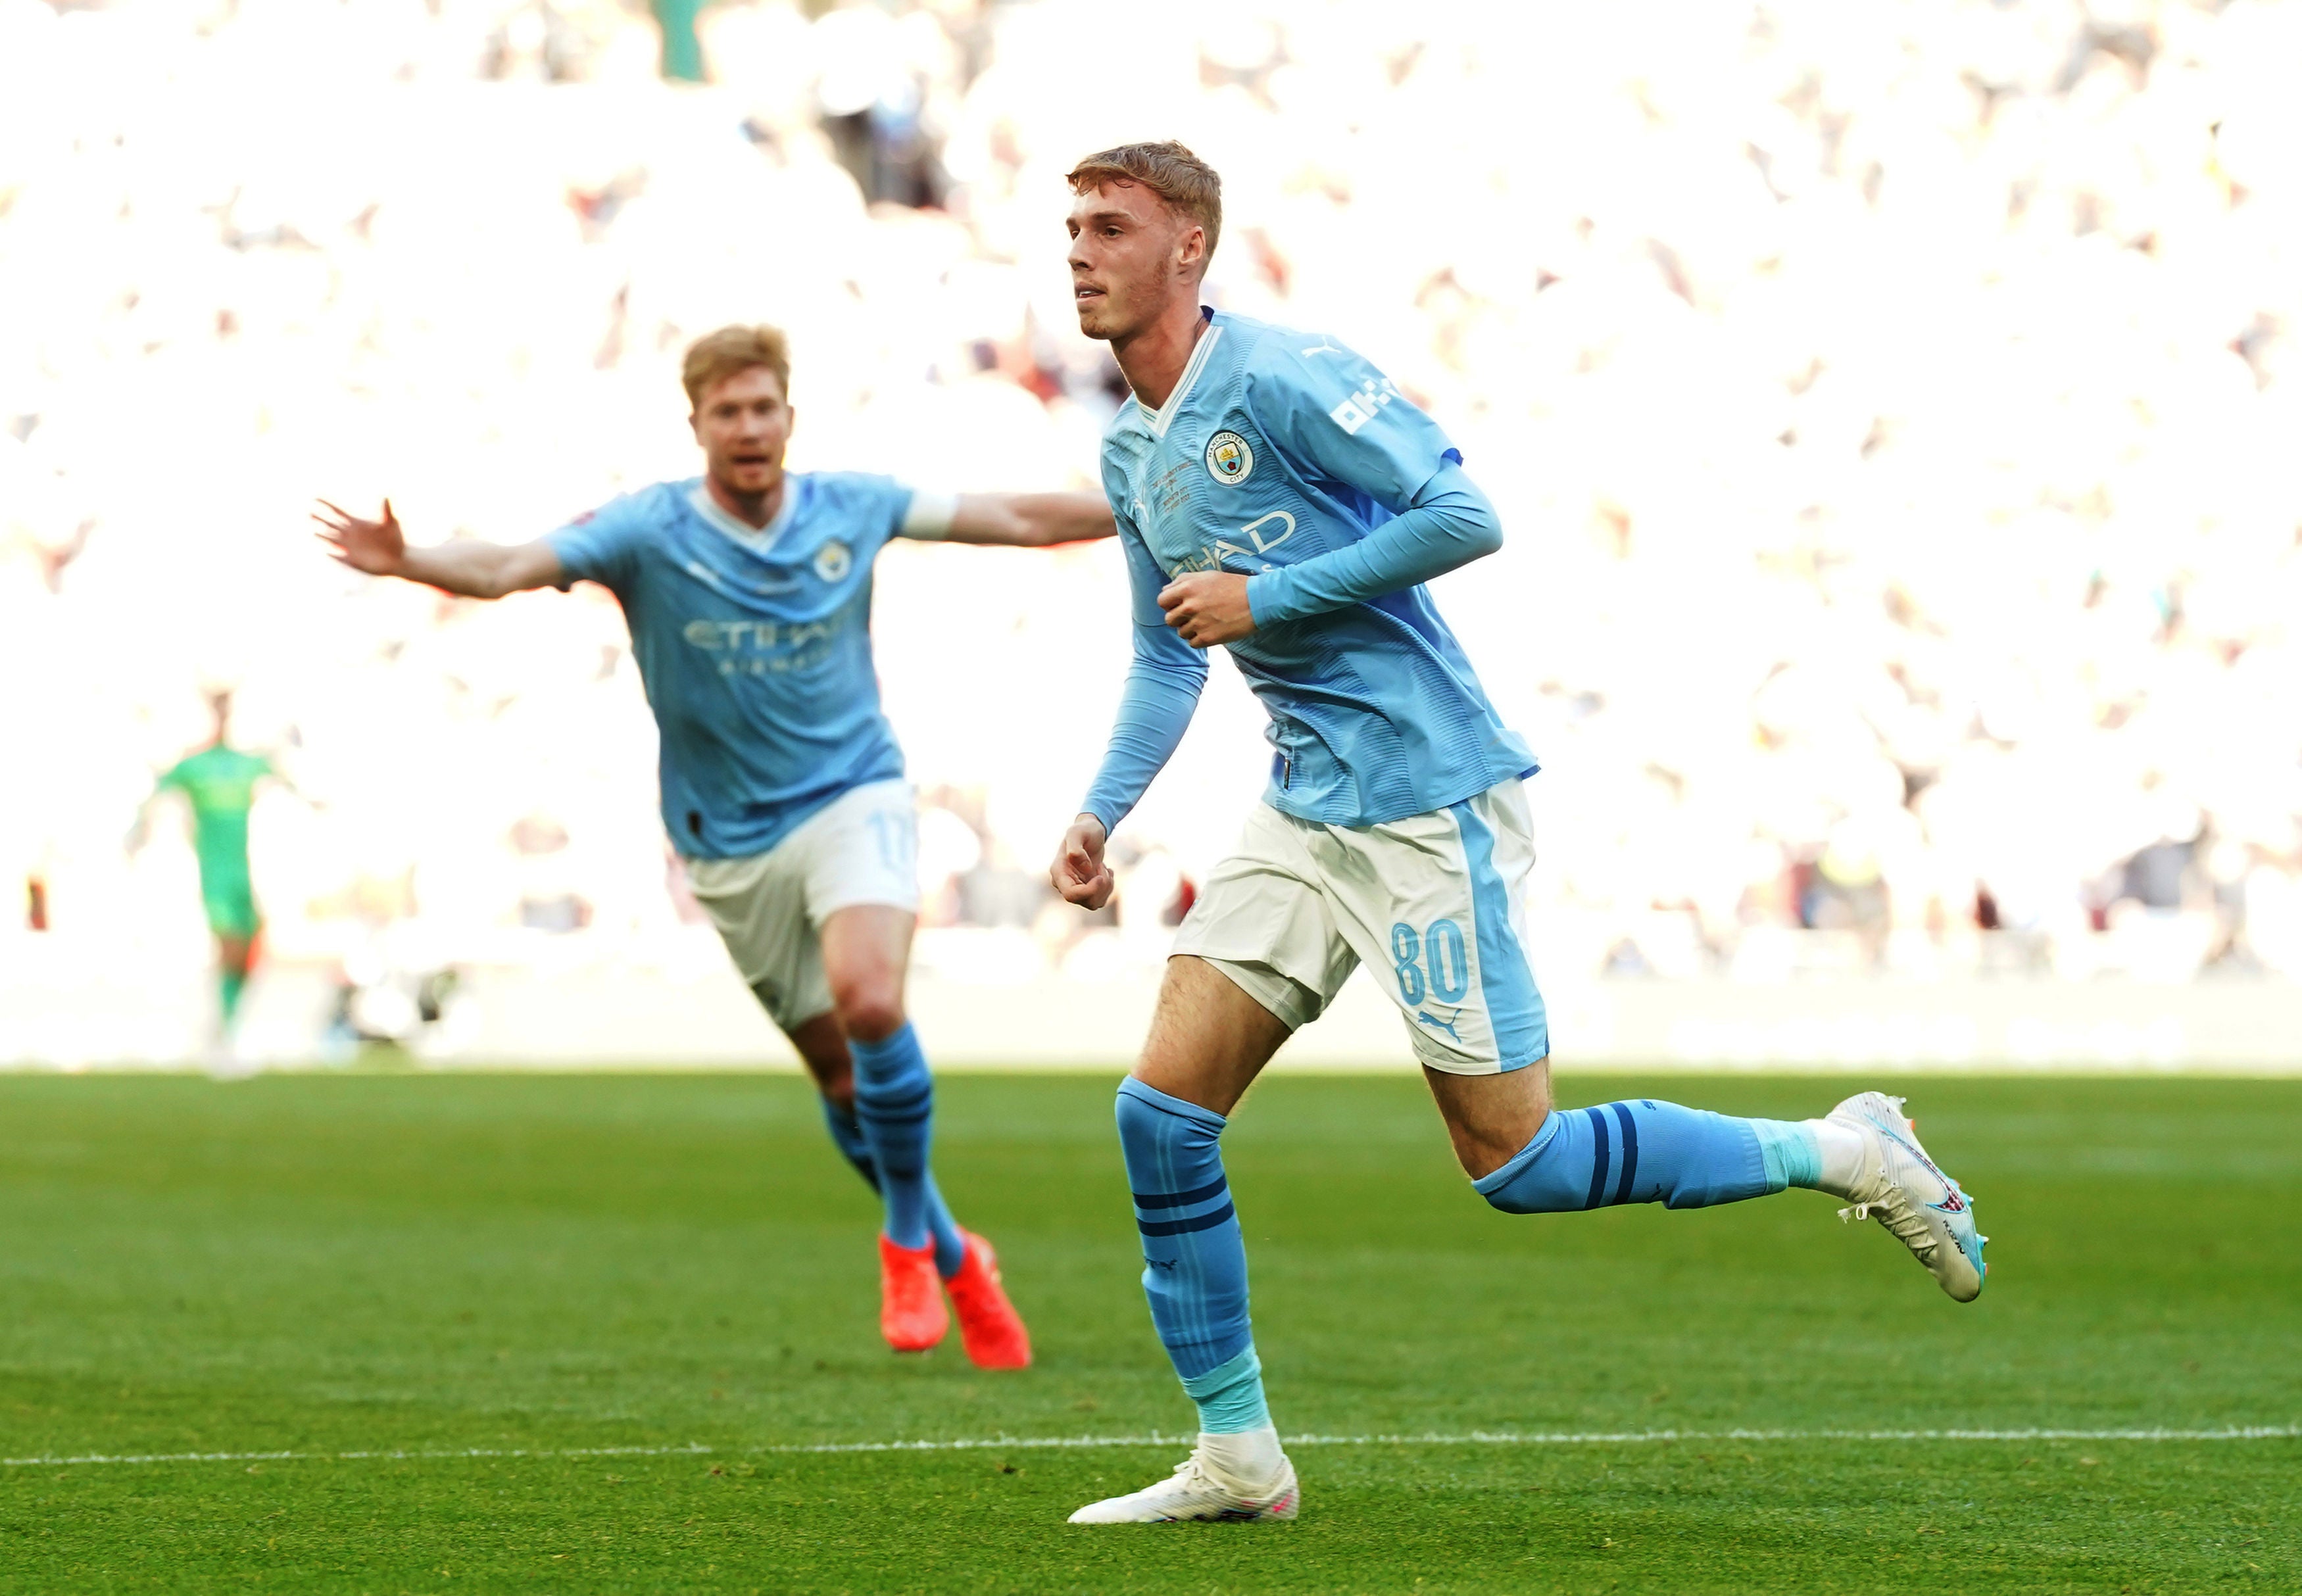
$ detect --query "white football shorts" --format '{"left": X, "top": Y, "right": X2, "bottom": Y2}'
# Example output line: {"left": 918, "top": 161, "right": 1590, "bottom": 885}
{"left": 683, "top": 779, "right": 919, "bottom": 1031}
{"left": 1173, "top": 778, "right": 1548, "bottom": 1075}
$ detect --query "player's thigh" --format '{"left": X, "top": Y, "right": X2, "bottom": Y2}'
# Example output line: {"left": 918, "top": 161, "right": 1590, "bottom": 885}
{"left": 816, "top": 904, "right": 915, "bottom": 1034}
{"left": 1171, "top": 804, "right": 1359, "bottom": 1030}
{"left": 684, "top": 848, "right": 832, "bottom": 1034}
{"left": 1308, "top": 779, "right": 1549, "bottom": 1079}
{"left": 1150, "top": 806, "right": 1350, "bottom": 1113}
{"left": 789, "top": 781, "right": 922, "bottom": 1019}
{"left": 1136, "top": 956, "right": 1294, "bottom": 1117}
{"left": 202, "top": 875, "right": 262, "bottom": 942}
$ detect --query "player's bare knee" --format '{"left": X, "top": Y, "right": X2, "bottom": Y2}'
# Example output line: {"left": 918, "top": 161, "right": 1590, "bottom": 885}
{"left": 833, "top": 984, "right": 906, "bottom": 1044}
{"left": 1427, "top": 1059, "right": 1551, "bottom": 1183}
{"left": 1450, "top": 1102, "right": 1549, "bottom": 1185}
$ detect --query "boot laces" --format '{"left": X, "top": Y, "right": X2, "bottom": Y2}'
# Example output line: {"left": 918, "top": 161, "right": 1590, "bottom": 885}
{"left": 1837, "top": 1192, "right": 1939, "bottom": 1261}
{"left": 1146, "top": 1454, "right": 1237, "bottom": 1512}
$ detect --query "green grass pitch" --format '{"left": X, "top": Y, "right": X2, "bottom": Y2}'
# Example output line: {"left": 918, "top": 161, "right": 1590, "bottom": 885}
{"left": 0, "top": 1070, "right": 2295, "bottom": 1593}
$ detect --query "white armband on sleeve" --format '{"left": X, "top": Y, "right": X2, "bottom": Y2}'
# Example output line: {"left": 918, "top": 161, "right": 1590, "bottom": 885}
{"left": 898, "top": 489, "right": 958, "bottom": 540}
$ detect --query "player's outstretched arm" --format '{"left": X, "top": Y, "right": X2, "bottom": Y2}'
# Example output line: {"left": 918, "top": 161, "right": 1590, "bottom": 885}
{"left": 939, "top": 492, "right": 1115, "bottom": 548}
{"left": 313, "top": 499, "right": 564, "bottom": 600}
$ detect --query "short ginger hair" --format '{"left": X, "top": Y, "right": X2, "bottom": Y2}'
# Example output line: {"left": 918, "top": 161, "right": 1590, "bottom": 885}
{"left": 1065, "top": 141, "right": 1223, "bottom": 275}
{"left": 681, "top": 324, "right": 791, "bottom": 411}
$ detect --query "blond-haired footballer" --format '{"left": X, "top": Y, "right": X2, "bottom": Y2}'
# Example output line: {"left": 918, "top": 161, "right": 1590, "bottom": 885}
{"left": 1048, "top": 144, "right": 1986, "bottom": 1523}
{"left": 320, "top": 324, "right": 1115, "bottom": 1368}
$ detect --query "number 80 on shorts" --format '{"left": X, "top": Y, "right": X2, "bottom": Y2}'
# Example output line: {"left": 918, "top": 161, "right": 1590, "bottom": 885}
{"left": 1389, "top": 919, "right": 1470, "bottom": 1006}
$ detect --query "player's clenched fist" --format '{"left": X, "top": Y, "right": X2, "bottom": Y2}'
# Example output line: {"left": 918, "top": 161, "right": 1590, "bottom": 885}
{"left": 1158, "top": 571, "right": 1255, "bottom": 647}
{"left": 1052, "top": 813, "right": 1115, "bottom": 910}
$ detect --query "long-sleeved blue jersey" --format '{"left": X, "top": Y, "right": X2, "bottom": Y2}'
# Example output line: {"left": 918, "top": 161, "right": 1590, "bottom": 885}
{"left": 1079, "top": 308, "right": 1536, "bottom": 834}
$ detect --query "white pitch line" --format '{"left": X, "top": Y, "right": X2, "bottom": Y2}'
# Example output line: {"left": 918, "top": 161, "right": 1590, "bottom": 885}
{"left": 3, "top": 1426, "right": 2293, "bottom": 1470}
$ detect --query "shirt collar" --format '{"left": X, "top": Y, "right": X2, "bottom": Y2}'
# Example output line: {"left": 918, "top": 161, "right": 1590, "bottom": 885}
{"left": 688, "top": 477, "right": 798, "bottom": 553}
{"left": 1140, "top": 307, "right": 1223, "bottom": 439}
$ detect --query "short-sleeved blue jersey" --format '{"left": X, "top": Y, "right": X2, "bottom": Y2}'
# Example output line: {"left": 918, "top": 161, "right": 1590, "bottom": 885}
{"left": 549, "top": 473, "right": 914, "bottom": 859}
{"left": 1085, "top": 309, "right": 1535, "bottom": 831}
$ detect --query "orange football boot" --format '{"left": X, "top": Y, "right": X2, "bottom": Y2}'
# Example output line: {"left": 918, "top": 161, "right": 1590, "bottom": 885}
{"left": 877, "top": 1234, "right": 949, "bottom": 1353}
{"left": 944, "top": 1230, "right": 1032, "bottom": 1370}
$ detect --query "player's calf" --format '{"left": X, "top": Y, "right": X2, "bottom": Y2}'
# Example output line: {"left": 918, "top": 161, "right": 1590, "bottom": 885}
{"left": 848, "top": 1023, "right": 967, "bottom": 1276}
{"left": 1469, "top": 1091, "right": 1986, "bottom": 1302}
{"left": 1473, "top": 1098, "right": 1791, "bottom": 1212}
{"left": 1114, "top": 1078, "right": 1256, "bottom": 1383}
{"left": 1069, "top": 1078, "right": 1298, "bottom": 1522}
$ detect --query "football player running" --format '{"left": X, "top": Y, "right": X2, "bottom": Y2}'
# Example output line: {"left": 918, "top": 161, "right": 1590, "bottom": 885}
{"left": 1048, "top": 143, "right": 1987, "bottom": 1524}
{"left": 127, "top": 687, "right": 299, "bottom": 1071}
{"left": 320, "top": 324, "right": 1115, "bottom": 1369}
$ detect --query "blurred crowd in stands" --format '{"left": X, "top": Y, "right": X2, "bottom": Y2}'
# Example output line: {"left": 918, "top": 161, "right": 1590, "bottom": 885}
{"left": 3, "top": 0, "right": 2298, "bottom": 990}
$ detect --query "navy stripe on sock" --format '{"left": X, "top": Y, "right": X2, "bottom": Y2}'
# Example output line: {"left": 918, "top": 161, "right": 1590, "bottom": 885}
{"left": 1133, "top": 1177, "right": 1230, "bottom": 1211}
{"left": 1583, "top": 1107, "right": 1611, "bottom": 1210}
{"left": 1137, "top": 1201, "right": 1236, "bottom": 1238}
{"left": 1609, "top": 1102, "right": 1640, "bottom": 1206}
{"left": 859, "top": 1086, "right": 933, "bottom": 1111}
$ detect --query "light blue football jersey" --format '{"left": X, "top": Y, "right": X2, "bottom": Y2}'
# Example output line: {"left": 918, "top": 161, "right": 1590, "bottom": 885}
{"left": 1083, "top": 308, "right": 1536, "bottom": 831}
{"left": 549, "top": 473, "right": 914, "bottom": 859}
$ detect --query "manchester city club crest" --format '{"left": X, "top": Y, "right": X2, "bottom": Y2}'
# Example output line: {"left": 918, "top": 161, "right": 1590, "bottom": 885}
{"left": 812, "top": 540, "right": 853, "bottom": 582}
{"left": 1204, "top": 429, "right": 1255, "bottom": 485}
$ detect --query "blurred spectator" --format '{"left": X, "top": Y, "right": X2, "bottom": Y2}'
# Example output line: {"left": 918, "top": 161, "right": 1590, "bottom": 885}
{"left": 509, "top": 813, "right": 593, "bottom": 932}
{"left": 2, "top": 0, "right": 2297, "bottom": 987}
{"left": 651, "top": 0, "right": 706, "bottom": 82}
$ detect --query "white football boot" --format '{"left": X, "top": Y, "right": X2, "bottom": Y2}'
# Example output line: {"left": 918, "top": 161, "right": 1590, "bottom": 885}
{"left": 1067, "top": 1443, "right": 1300, "bottom": 1524}
{"left": 1828, "top": 1092, "right": 1988, "bottom": 1303}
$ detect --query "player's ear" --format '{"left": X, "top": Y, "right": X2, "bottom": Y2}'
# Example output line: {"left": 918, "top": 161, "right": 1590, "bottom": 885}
{"left": 1177, "top": 224, "right": 1207, "bottom": 282}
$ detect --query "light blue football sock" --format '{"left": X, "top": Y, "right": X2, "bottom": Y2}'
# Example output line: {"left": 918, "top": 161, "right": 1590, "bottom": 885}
{"left": 919, "top": 1174, "right": 965, "bottom": 1280}
{"left": 848, "top": 1023, "right": 966, "bottom": 1276}
{"left": 1475, "top": 1099, "right": 1789, "bottom": 1213}
{"left": 1114, "top": 1077, "right": 1254, "bottom": 1382}
{"left": 820, "top": 1096, "right": 881, "bottom": 1192}
{"left": 1182, "top": 1345, "right": 1271, "bottom": 1435}
{"left": 821, "top": 1094, "right": 966, "bottom": 1276}
{"left": 1749, "top": 1117, "right": 1824, "bottom": 1189}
